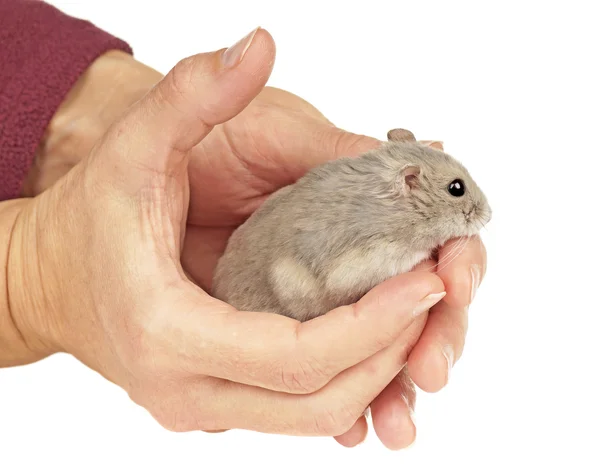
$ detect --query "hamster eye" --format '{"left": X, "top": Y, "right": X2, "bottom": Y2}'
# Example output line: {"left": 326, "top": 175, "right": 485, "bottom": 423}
{"left": 448, "top": 179, "right": 466, "bottom": 197}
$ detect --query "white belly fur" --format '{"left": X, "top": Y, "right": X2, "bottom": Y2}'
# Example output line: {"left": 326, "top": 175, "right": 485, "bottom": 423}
{"left": 326, "top": 245, "right": 430, "bottom": 294}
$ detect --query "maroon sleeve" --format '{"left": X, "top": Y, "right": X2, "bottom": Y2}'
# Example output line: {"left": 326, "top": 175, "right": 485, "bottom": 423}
{"left": 0, "top": 0, "right": 132, "bottom": 201}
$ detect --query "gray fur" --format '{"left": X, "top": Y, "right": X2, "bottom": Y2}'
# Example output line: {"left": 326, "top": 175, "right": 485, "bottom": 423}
{"left": 212, "top": 136, "right": 491, "bottom": 321}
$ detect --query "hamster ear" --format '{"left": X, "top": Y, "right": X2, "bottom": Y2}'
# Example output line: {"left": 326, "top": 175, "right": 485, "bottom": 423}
{"left": 387, "top": 128, "right": 416, "bottom": 143}
{"left": 398, "top": 164, "right": 421, "bottom": 196}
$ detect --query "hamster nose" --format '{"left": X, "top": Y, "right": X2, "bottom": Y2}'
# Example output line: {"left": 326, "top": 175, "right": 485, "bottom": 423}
{"left": 473, "top": 204, "right": 492, "bottom": 226}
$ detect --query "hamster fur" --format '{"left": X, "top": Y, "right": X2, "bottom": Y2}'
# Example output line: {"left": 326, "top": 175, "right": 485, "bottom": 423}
{"left": 212, "top": 132, "right": 492, "bottom": 321}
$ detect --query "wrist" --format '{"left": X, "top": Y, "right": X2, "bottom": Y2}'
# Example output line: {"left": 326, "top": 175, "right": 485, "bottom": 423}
{"left": 0, "top": 199, "right": 58, "bottom": 366}
{"left": 22, "top": 51, "right": 164, "bottom": 197}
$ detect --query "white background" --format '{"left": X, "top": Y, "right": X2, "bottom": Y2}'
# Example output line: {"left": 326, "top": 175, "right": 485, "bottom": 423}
{"left": 2, "top": 1, "right": 599, "bottom": 471}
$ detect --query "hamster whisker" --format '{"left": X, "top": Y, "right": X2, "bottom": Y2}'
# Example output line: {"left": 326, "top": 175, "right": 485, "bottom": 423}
{"left": 425, "top": 236, "right": 467, "bottom": 272}
{"left": 434, "top": 236, "right": 470, "bottom": 273}
{"left": 438, "top": 236, "right": 470, "bottom": 272}
{"left": 426, "top": 236, "right": 465, "bottom": 270}
{"left": 440, "top": 235, "right": 467, "bottom": 262}
{"left": 476, "top": 215, "right": 490, "bottom": 232}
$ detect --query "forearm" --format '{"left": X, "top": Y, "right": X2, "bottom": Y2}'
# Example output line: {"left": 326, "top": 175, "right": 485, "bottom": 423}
{"left": 0, "top": 198, "right": 48, "bottom": 367}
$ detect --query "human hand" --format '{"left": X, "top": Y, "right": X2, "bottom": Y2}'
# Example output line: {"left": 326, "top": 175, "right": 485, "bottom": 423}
{"left": 22, "top": 30, "right": 487, "bottom": 449}
{"left": 178, "top": 83, "right": 488, "bottom": 449}
{"left": 8, "top": 28, "right": 445, "bottom": 436}
{"left": 345, "top": 236, "right": 487, "bottom": 449}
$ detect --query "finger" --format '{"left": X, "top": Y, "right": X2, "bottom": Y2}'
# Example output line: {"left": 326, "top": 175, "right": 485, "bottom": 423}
{"left": 407, "top": 301, "right": 468, "bottom": 393}
{"left": 336, "top": 369, "right": 419, "bottom": 449}
{"left": 160, "top": 271, "right": 444, "bottom": 394}
{"left": 333, "top": 415, "right": 368, "bottom": 447}
{"left": 236, "top": 118, "right": 444, "bottom": 191}
{"left": 318, "top": 125, "right": 382, "bottom": 159}
{"left": 370, "top": 369, "right": 417, "bottom": 450}
{"left": 436, "top": 235, "right": 487, "bottom": 308}
{"left": 418, "top": 140, "right": 444, "bottom": 150}
{"left": 225, "top": 324, "right": 425, "bottom": 435}
{"left": 405, "top": 237, "right": 479, "bottom": 392}
{"left": 92, "top": 27, "right": 276, "bottom": 189}
{"left": 258, "top": 119, "right": 382, "bottom": 182}
{"left": 155, "top": 320, "right": 427, "bottom": 435}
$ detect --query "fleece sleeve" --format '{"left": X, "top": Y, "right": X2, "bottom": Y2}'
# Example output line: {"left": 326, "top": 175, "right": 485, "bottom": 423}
{"left": 0, "top": 0, "right": 132, "bottom": 201}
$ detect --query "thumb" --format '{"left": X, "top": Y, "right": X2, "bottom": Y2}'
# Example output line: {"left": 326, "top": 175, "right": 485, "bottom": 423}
{"left": 94, "top": 27, "right": 275, "bottom": 185}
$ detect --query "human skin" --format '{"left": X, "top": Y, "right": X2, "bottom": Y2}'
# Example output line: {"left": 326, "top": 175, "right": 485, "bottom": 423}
{"left": 11, "top": 28, "right": 487, "bottom": 449}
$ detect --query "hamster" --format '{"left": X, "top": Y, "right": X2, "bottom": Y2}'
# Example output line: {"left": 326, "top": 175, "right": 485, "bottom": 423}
{"left": 212, "top": 129, "right": 492, "bottom": 321}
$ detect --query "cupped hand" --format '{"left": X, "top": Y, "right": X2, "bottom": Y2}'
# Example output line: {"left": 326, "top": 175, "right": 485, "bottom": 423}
{"left": 339, "top": 236, "right": 487, "bottom": 449}
{"left": 178, "top": 54, "right": 488, "bottom": 449}
{"left": 22, "top": 28, "right": 487, "bottom": 448}
{"left": 9, "top": 29, "right": 446, "bottom": 437}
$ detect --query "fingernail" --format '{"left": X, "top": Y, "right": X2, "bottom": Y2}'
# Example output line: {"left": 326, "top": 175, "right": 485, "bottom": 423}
{"left": 441, "top": 344, "right": 454, "bottom": 384}
{"left": 470, "top": 264, "right": 481, "bottom": 304}
{"left": 413, "top": 292, "right": 446, "bottom": 317}
{"left": 222, "top": 27, "right": 260, "bottom": 68}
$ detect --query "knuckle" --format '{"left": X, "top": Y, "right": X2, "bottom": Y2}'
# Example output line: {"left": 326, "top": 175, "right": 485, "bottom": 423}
{"left": 347, "top": 303, "right": 394, "bottom": 350}
{"left": 123, "top": 313, "right": 172, "bottom": 381}
{"left": 122, "top": 292, "right": 203, "bottom": 381}
{"left": 194, "top": 412, "right": 220, "bottom": 432}
{"left": 128, "top": 332, "right": 162, "bottom": 379}
{"left": 154, "top": 410, "right": 189, "bottom": 433}
{"left": 313, "top": 405, "right": 358, "bottom": 436}
{"left": 329, "top": 129, "right": 349, "bottom": 157}
{"left": 128, "top": 387, "right": 187, "bottom": 433}
{"left": 159, "top": 56, "right": 215, "bottom": 130}
{"left": 278, "top": 358, "right": 329, "bottom": 394}
{"left": 329, "top": 129, "right": 374, "bottom": 158}
{"left": 152, "top": 56, "right": 196, "bottom": 117}
{"left": 155, "top": 411, "right": 216, "bottom": 433}
{"left": 134, "top": 382, "right": 219, "bottom": 433}
{"left": 169, "top": 56, "right": 196, "bottom": 99}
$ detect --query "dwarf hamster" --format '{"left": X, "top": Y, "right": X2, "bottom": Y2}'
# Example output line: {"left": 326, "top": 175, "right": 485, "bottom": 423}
{"left": 212, "top": 130, "right": 492, "bottom": 321}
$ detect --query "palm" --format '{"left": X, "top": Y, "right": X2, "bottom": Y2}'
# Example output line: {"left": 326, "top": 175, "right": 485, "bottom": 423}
{"left": 181, "top": 87, "right": 378, "bottom": 291}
